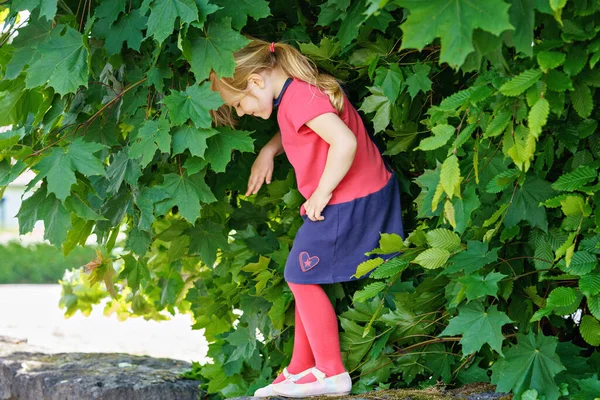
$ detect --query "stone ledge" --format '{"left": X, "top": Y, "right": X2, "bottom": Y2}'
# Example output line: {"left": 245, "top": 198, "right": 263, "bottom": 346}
{"left": 227, "top": 382, "right": 512, "bottom": 400}
{"left": 0, "top": 336, "right": 202, "bottom": 400}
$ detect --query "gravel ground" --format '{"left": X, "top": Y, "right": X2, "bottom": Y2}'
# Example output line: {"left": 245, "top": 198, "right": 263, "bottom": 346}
{"left": 0, "top": 284, "right": 209, "bottom": 363}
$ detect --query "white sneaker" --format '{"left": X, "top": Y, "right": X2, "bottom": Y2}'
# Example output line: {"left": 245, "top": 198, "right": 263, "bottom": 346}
{"left": 253, "top": 366, "right": 314, "bottom": 397}
{"left": 272, "top": 367, "right": 352, "bottom": 397}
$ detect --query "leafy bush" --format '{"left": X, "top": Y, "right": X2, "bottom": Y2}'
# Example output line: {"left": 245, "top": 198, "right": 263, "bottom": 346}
{"left": 1, "top": 0, "right": 600, "bottom": 399}
{"left": 0, "top": 241, "right": 96, "bottom": 283}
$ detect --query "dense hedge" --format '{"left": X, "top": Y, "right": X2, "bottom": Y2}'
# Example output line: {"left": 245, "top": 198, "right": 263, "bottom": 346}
{"left": 0, "top": 242, "right": 96, "bottom": 283}
{"left": 1, "top": 0, "right": 600, "bottom": 399}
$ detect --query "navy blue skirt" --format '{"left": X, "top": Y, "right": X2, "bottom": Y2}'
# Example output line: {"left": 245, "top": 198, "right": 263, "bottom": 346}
{"left": 284, "top": 174, "right": 405, "bottom": 284}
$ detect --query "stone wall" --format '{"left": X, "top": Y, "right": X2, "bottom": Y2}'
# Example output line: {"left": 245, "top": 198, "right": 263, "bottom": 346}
{"left": 0, "top": 336, "right": 202, "bottom": 400}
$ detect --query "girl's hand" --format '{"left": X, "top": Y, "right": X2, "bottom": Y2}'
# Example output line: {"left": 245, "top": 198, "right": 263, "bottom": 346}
{"left": 245, "top": 149, "right": 275, "bottom": 196}
{"left": 303, "top": 187, "right": 333, "bottom": 221}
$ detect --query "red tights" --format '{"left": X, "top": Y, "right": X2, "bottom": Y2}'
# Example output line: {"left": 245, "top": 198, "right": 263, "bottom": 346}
{"left": 272, "top": 282, "right": 347, "bottom": 384}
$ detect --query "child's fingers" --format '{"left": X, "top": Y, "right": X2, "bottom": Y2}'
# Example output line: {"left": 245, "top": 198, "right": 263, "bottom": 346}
{"left": 266, "top": 168, "right": 273, "bottom": 184}
{"left": 246, "top": 174, "right": 258, "bottom": 196}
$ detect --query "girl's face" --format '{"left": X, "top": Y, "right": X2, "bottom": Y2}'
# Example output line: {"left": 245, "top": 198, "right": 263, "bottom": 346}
{"left": 217, "top": 72, "right": 274, "bottom": 120}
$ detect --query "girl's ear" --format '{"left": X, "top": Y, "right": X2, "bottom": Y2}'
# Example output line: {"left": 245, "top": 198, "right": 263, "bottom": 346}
{"left": 247, "top": 73, "right": 266, "bottom": 89}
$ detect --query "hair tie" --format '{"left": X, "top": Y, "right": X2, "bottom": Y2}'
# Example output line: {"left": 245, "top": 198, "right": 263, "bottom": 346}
{"left": 269, "top": 42, "right": 275, "bottom": 53}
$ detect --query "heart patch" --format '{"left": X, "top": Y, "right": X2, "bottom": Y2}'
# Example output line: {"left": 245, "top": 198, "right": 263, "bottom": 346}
{"left": 299, "top": 251, "right": 320, "bottom": 272}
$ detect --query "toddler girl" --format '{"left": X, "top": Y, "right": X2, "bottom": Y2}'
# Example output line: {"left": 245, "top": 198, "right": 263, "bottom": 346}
{"left": 210, "top": 39, "right": 404, "bottom": 398}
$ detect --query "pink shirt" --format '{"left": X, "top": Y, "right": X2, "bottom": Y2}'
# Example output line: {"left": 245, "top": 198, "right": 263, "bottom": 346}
{"left": 277, "top": 78, "right": 391, "bottom": 215}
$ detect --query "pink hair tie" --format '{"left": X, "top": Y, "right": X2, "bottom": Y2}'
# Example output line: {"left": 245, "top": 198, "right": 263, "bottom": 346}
{"left": 269, "top": 42, "right": 275, "bottom": 53}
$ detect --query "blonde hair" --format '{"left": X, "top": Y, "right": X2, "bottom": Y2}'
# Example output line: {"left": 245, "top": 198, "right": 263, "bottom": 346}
{"left": 209, "top": 38, "right": 344, "bottom": 127}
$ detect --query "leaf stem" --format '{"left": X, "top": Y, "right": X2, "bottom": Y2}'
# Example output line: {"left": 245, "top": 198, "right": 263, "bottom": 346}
{"left": 24, "top": 77, "right": 147, "bottom": 160}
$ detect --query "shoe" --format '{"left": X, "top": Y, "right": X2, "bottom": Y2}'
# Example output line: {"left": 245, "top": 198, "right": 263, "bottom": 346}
{"left": 272, "top": 367, "right": 352, "bottom": 397}
{"left": 253, "top": 366, "right": 313, "bottom": 397}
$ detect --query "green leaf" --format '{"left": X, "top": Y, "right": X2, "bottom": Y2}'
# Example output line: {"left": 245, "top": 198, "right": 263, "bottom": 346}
{"left": 579, "top": 315, "right": 600, "bottom": 346}
{"left": 299, "top": 36, "right": 341, "bottom": 60}
{"left": 119, "top": 253, "right": 150, "bottom": 292}
{"left": 457, "top": 271, "right": 507, "bottom": 302}
{"left": 128, "top": 117, "right": 171, "bottom": 168}
{"left": 546, "top": 287, "right": 578, "bottom": 307}
{"left": 452, "top": 184, "right": 480, "bottom": 234}
{"left": 441, "top": 240, "right": 499, "bottom": 276}
{"left": 0, "top": 127, "right": 26, "bottom": 151}
{"left": 528, "top": 98, "right": 549, "bottom": 138}
{"left": 486, "top": 169, "right": 520, "bottom": 193}
{"left": 11, "top": 0, "right": 57, "bottom": 22}
{"left": 546, "top": 69, "right": 573, "bottom": 92}
{"left": 155, "top": 171, "right": 217, "bottom": 223}
{"left": 413, "top": 248, "right": 450, "bottom": 269}
{"left": 573, "top": 375, "right": 600, "bottom": 400}
{"left": 426, "top": 228, "right": 461, "bottom": 251}
{"left": 483, "top": 110, "right": 511, "bottom": 138}
{"left": 405, "top": 62, "right": 432, "bottom": 100}
{"left": 212, "top": 0, "right": 271, "bottom": 30}
{"left": 551, "top": 166, "right": 597, "bottom": 191}
{"left": 579, "top": 272, "right": 600, "bottom": 297}
{"left": 99, "top": 10, "right": 147, "bottom": 55}
{"left": 504, "top": 174, "right": 555, "bottom": 232}
{"left": 558, "top": 251, "right": 598, "bottom": 276}
{"left": 490, "top": 331, "right": 566, "bottom": 400}
{"left": 93, "top": 0, "right": 126, "bottom": 26}
{"left": 397, "top": 0, "right": 513, "bottom": 69}
{"left": 315, "top": 0, "right": 349, "bottom": 26}
{"left": 571, "top": 81, "right": 593, "bottom": 118}
{"left": 35, "top": 138, "right": 106, "bottom": 201}
{"left": 439, "top": 302, "right": 513, "bottom": 357}
{"left": 0, "top": 159, "right": 27, "bottom": 186}
{"left": 25, "top": 25, "right": 89, "bottom": 95}
{"left": 106, "top": 149, "right": 143, "bottom": 194}
{"left": 339, "top": 317, "right": 375, "bottom": 371}
{"left": 16, "top": 184, "right": 72, "bottom": 247}
{"left": 225, "top": 326, "right": 257, "bottom": 361}
{"left": 440, "top": 154, "right": 461, "bottom": 199}
{"left": 204, "top": 126, "right": 255, "bottom": 173}
{"left": 365, "top": 233, "right": 405, "bottom": 255}
{"left": 370, "top": 257, "right": 410, "bottom": 279}
{"left": 417, "top": 124, "right": 455, "bottom": 151}
{"left": 563, "top": 46, "right": 587, "bottom": 76}
{"left": 145, "top": 0, "right": 199, "bottom": 43}
{"left": 353, "top": 282, "right": 387, "bottom": 302}
{"left": 589, "top": 294, "right": 600, "bottom": 320}
{"left": 536, "top": 51, "right": 565, "bottom": 72}
{"left": 358, "top": 85, "right": 391, "bottom": 133}
{"left": 438, "top": 86, "right": 476, "bottom": 111}
{"left": 172, "top": 126, "right": 217, "bottom": 158}
{"left": 337, "top": 0, "right": 369, "bottom": 49}
{"left": 351, "top": 257, "right": 384, "bottom": 279}
{"left": 186, "top": 220, "right": 228, "bottom": 267}
{"left": 499, "top": 69, "right": 543, "bottom": 96}
{"left": 182, "top": 19, "right": 251, "bottom": 81}
{"left": 161, "top": 82, "right": 223, "bottom": 128}
{"left": 374, "top": 63, "right": 403, "bottom": 102}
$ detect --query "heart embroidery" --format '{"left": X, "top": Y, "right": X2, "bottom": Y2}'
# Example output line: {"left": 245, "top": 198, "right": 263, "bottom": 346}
{"left": 299, "top": 251, "right": 320, "bottom": 272}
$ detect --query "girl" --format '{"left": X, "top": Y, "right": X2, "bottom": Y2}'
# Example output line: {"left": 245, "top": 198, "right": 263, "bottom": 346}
{"left": 209, "top": 39, "right": 404, "bottom": 398}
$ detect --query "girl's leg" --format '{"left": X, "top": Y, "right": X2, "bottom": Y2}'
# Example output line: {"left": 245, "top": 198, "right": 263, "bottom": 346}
{"left": 287, "top": 282, "right": 346, "bottom": 384}
{"left": 272, "top": 303, "right": 316, "bottom": 384}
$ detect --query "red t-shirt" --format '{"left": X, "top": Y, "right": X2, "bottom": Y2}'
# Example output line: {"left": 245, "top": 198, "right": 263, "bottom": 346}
{"left": 277, "top": 78, "right": 391, "bottom": 215}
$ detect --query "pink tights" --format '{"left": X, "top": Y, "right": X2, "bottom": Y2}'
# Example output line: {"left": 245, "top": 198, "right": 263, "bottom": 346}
{"left": 271, "top": 282, "right": 347, "bottom": 385}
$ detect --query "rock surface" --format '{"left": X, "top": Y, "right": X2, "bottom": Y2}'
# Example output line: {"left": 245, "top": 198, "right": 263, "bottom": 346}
{"left": 227, "top": 382, "right": 512, "bottom": 400}
{"left": 0, "top": 335, "right": 202, "bottom": 400}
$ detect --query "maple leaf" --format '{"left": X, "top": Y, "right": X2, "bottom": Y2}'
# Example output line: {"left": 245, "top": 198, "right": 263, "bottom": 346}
{"left": 397, "top": 0, "right": 513, "bottom": 69}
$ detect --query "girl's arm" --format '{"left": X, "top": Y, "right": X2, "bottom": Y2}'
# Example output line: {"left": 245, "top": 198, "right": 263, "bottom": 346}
{"left": 245, "top": 131, "right": 284, "bottom": 196}
{"left": 303, "top": 113, "right": 357, "bottom": 221}
{"left": 261, "top": 130, "right": 284, "bottom": 157}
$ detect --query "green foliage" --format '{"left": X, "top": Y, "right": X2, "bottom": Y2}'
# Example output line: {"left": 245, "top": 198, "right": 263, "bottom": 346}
{"left": 0, "top": 241, "right": 96, "bottom": 283}
{"left": 1, "top": 0, "right": 600, "bottom": 399}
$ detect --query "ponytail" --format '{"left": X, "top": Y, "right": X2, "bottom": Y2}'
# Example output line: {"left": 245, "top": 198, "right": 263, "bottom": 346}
{"left": 210, "top": 38, "right": 344, "bottom": 127}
